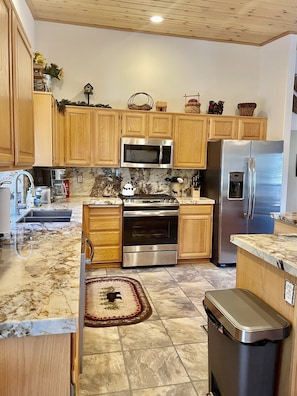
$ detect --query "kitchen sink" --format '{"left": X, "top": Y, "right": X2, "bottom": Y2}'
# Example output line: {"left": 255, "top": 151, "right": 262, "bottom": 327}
{"left": 17, "top": 209, "right": 72, "bottom": 223}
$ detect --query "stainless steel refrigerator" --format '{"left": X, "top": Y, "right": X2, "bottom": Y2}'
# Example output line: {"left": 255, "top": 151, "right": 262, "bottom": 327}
{"left": 201, "top": 140, "right": 283, "bottom": 267}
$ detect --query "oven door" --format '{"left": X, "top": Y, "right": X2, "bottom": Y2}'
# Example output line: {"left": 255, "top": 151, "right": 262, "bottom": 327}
{"left": 123, "top": 209, "right": 178, "bottom": 246}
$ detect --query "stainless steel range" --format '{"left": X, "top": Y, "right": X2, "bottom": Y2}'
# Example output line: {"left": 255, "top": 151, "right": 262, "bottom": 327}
{"left": 122, "top": 194, "right": 179, "bottom": 268}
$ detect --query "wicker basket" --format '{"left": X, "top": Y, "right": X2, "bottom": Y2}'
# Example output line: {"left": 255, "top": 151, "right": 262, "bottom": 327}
{"left": 237, "top": 102, "right": 257, "bottom": 116}
{"left": 127, "top": 92, "right": 154, "bottom": 111}
{"left": 185, "top": 102, "right": 201, "bottom": 113}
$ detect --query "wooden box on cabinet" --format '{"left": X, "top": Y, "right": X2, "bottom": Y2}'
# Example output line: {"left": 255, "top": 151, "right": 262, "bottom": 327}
{"left": 83, "top": 205, "right": 122, "bottom": 267}
{"left": 178, "top": 204, "right": 213, "bottom": 260}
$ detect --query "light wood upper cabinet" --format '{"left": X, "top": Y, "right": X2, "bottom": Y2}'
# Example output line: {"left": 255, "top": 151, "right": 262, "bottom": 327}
{"left": 64, "top": 106, "right": 92, "bottom": 166}
{"left": 237, "top": 116, "right": 267, "bottom": 140}
{"left": 92, "top": 109, "right": 120, "bottom": 167}
{"left": 147, "top": 113, "right": 173, "bottom": 138}
{"left": 33, "top": 92, "right": 62, "bottom": 166}
{"left": 0, "top": 0, "right": 14, "bottom": 167}
{"left": 121, "top": 111, "right": 173, "bottom": 139}
{"left": 178, "top": 204, "right": 213, "bottom": 260}
{"left": 208, "top": 115, "right": 238, "bottom": 140}
{"left": 174, "top": 114, "right": 208, "bottom": 169}
{"left": 63, "top": 107, "right": 120, "bottom": 167}
{"left": 12, "top": 10, "right": 34, "bottom": 167}
{"left": 0, "top": 0, "right": 34, "bottom": 169}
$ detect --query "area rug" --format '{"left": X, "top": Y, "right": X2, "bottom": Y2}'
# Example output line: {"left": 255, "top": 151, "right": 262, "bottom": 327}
{"left": 85, "top": 276, "right": 152, "bottom": 327}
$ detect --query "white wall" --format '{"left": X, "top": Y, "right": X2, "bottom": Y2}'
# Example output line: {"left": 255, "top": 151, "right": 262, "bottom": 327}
{"left": 34, "top": 22, "right": 262, "bottom": 115}
{"left": 11, "top": 0, "right": 35, "bottom": 47}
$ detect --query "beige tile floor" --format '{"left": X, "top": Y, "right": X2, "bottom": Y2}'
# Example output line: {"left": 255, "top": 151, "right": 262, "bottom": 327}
{"left": 80, "top": 262, "right": 236, "bottom": 396}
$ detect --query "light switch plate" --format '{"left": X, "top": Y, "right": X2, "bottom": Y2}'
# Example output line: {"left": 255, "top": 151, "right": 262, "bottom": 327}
{"left": 284, "top": 279, "right": 296, "bottom": 306}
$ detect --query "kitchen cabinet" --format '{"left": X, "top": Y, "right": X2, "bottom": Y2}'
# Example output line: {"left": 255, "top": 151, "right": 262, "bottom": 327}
{"left": 64, "top": 106, "right": 92, "bottom": 166}
{"left": 0, "top": 0, "right": 34, "bottom": 169}
{"left": 237, "top": 116, "right": 267, "bottom": 140}
{"left": 63, "top": 107, "right": 120, "bottom": 167}
{"left": 174, "top": 114, "right": 208, "bottom": 169}
{"left": 93, "top": 109, "right": 120, "bottom": 167}
{"left": 0, "top": 332, "right": 77, "bottom": 395}
{"left": 208, "top": 115, "right": 238, "bottom": 140}
{"left": 208, "top": 115, "right": 267, "bottom": 141}
{"left": 274, "top": 219, "right": 297, "bottom": 234}
{"left": 178, "top": 204, "right": 213, "bottom": 260}
{"left": 83, "top": 205, "right": 122, "bottom": 267}
{"left": 33, "top": 92, "right": 62, "bottom": 166}
{"left": 121, "top": 111, "right": 173, "bottom": 138}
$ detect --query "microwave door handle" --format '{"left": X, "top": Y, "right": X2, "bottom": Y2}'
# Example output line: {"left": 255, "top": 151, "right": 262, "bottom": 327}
{"left": 159, "top": 146, "right": 163, "bottom": 164}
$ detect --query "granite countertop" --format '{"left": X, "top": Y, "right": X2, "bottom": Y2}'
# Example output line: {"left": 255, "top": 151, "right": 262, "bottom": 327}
{"left": 231, "top": 234, "right": 297, "bottom": 277}
{"left": 271, "top": 212, "right": 297, "bottom": 226}
{"left": 0, "top": 199, "right": 83, "bottom": 339}
{"left": 0, "top": 194, "right": 214, "bottom": 339}
{"left": 177, "top": 197, "right": 215, "bottom": 204}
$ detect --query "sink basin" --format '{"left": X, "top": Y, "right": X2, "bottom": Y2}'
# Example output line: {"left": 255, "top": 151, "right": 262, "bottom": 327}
{"left": 17, "top": 209, "right": 72, "bottom": 223}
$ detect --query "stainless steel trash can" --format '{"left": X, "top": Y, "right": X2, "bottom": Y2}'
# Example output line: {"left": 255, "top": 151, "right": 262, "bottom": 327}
{"left": 203, "top": 288, "right": 290, "bottom": 396}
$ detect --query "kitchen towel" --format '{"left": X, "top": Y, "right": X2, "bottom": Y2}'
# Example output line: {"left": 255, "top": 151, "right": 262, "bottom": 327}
{"left": 0, "top": 188, "right": 10, "bottom": 234}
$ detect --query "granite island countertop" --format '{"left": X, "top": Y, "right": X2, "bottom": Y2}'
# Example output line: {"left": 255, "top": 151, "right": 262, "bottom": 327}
{"left": 0, "top": 199, "right": 86, "bottom": 339}
{"left": 270, "top": 212, "right": 297, "bottom": 227}
{"left": 231, "top": 234, "right": 297, "bottom": 277}
{"left": 0, "top": 194, "right": 214, "bottom": 339}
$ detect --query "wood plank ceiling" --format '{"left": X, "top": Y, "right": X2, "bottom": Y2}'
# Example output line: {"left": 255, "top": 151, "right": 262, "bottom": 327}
{"left": 25, "top": 0, "right": 297, "bottom": 46}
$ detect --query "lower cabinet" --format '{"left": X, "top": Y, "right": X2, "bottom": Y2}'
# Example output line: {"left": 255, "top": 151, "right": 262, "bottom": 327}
{"left": 178, "top": 204, "right": 213, "bottom": 260}
{"left": 0, "top": 333, "right": 77, "bottom": 396}
{"left": 83, "top": 205, "right": 122, "bottom": 267}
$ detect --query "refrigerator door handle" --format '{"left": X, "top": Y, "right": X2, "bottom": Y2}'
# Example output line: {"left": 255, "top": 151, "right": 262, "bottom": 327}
{"left": 250, "top": 157, "right": 256, "bottom": 219}
{"left": 245, "top": 158, "right": 253, "bottom": 218}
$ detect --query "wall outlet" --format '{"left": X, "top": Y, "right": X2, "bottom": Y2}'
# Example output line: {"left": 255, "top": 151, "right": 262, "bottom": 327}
{"left": 284, "top": 280, "right": 296, "bottom": 306}
{"left": 77, "top": 175, "right": 83, "bottom": 183}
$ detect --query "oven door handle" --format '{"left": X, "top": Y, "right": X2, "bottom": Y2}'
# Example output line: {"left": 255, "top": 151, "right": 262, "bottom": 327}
{"left": 123, "top": 210, "right": 178, "bottom": 217}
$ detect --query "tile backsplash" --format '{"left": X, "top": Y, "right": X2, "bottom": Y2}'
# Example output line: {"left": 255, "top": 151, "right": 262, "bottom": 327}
{"left": 0, "top": 167, "right": 200, "bottom": 200}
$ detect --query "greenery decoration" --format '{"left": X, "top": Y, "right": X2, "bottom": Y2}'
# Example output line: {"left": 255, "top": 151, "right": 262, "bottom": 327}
{"left": 57, "top": 99, "right": 112, "bottom": 114}
{"left": 33, "top": 51, "right": 63, "bottom": 80}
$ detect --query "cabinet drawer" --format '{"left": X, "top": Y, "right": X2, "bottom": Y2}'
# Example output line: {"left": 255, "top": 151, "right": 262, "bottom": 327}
{"left": 179, "top": 204, "right": 213, "bottom": 215}
{"left": 88, "top": 206, "right": 121, "bottom": 216}
{"left": 89, "top": 217, "right": 120, "bottom": 231}
{"left": 94, "top": 247, "right": 121, "bottom": 262}
{"left": 89, "top": 231, "right": 120, "bottom": 245}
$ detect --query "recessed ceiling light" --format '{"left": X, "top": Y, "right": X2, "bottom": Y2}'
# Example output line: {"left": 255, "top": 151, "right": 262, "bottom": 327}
{"left": 150, "top": 16, "right": 164, "bottom": 23}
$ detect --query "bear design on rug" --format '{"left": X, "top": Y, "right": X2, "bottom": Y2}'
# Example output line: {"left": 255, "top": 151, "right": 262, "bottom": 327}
{"left": 106, "top": 291, "right": 122, "bottom": 302}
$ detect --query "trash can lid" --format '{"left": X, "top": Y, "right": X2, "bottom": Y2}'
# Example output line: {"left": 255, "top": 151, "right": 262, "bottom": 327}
{"left": 204, "top": 289, "right": 291, "bottom": 343}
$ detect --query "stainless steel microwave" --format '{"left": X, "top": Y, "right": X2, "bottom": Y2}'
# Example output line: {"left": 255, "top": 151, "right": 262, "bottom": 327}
{"left": 120, "top": 137, "right": 174, "bottom": 168}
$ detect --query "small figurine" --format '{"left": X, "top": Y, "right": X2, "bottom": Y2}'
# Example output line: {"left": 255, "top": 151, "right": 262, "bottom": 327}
{"left": 208, "top": 100, "right": 224, "bottom": 114}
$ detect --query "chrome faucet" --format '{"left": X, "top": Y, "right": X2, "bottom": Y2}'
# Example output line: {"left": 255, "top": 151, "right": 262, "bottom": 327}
{"left": 13, "top": 171, "right": 36, "bottom": 215}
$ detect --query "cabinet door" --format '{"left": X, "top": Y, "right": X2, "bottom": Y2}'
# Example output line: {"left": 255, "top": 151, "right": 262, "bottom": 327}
{"left": 33, "top": 92, "right": 54, "bottom": 166}
{"left": 12, "top": 10, "right": 34, "bottom": 167}
{"left": 178, "top": 205, "right": 213, "bottom": 259}
{"left": 83, "top": 205, "right": 122, "bottom": 266}
{"left": 121, "top": 111, "right": 147, "bottom": 137}
{"left": 238, "top": 117, "right": 267, "bottom": 140}
{"left": 0, "top": 0, "right": 14, "bottom": 167}
{"left": 64, "top": 107, "right": 91, "bottom": 166}
{"left": 93, "top": 109, "right": 120, "bottom": 167}
{"left": 208, "top": 116, "right": 238, "bottom": 140}
{"left": 148, "top": 113, "right": 173, "bottom": 139}
{"left": 174, "top": 115, "right": 208, "bottom": 169}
